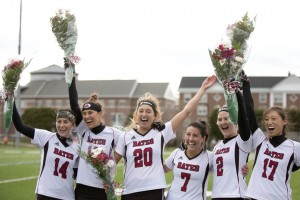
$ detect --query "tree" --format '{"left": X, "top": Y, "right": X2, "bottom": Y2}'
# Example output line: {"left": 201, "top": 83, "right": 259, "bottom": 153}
{"left": 22, "top": 107, "right": 56, "bottom": 131}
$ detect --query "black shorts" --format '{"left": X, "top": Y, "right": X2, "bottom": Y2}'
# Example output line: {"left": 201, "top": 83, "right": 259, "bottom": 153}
{"left": 121, "top": 189, "right": 165, "bottom": 200}
{"left": 212, "top": 198, "right": 246, "bottom": 200}
{"left": 36, "top": 194, "right": 61, "bottom": 200}
{"left": 75, "top": 183, "right": 107, "bottom": 200}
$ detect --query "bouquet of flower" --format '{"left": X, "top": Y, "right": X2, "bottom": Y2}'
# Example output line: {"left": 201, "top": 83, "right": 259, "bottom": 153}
{"left": 50, "top": 9, "right": 80, "bottom": 87}
{"left": 2, "top": 59, "right": 31, "bottom": 129}
{"left": 78, "top": 147, "right": 117, "bottom": 200}
{"left": 209, "top": 13, "right": 255, "bottom": 124}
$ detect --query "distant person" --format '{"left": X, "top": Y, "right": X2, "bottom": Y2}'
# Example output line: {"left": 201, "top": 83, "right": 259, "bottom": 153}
{"left": 12, "top": 101, "right": 79, "bottom": 200}
{"left": 3, "top": 136, "right": 8, "bottom": 145}
{"left": 114, "top": 75, "right": 216, "bottom": 200}
{"left": 66, "top": 59, "right": 123, "bottom": 200}
{"left": 237, "top": 71, "right": 300, "bottom": 200}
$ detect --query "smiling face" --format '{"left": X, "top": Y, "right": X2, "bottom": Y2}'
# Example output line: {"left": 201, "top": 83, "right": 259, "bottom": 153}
{"left": 264, "top": 110, "right": 287, "bottom": 138}
{"left": 82, "top": 109, "right": 102, "bottom": 129}
{"left": 136, "top": 104, "right": 156, "bottom": 133}
{"left": 216, "top": 111, "right": 237, "bottom": 138}
{"left": 184, "top": 126, "right": 205, "bottom": 153}
{"left": 56, "top": 118, "right": 74, "bottom": 138}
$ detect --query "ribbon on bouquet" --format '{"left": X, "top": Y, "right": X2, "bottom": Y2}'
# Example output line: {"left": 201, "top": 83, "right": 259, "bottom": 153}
{"left": 223, "top": 79, "right": 240, "bottom": 94}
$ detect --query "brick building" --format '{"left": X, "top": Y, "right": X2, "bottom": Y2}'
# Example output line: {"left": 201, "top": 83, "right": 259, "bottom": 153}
{"left": 0, "top": 64, "right": 177, "bottom": 140}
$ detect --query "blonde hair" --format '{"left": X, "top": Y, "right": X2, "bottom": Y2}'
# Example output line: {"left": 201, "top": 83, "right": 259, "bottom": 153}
{"left": 129, "top": 92, "right": 163, "bottom": 129}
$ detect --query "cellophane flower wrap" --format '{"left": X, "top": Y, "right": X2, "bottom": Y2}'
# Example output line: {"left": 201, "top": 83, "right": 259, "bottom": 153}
{"left": 50, "top": 9, "right": 80, "bottom": 87}
{"left": 78, "top": 147, "right": 117, "bottom": 200}
{"left": 209, "top": 13, "right": 255, "bottom": 124}
{"left": 2, "top": 59, "right": 31, "bottom": 129}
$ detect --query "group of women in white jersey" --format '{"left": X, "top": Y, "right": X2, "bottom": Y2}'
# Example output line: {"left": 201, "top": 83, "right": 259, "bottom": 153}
{"left": 11, "top": 58, "right": 300, "bottom": 200}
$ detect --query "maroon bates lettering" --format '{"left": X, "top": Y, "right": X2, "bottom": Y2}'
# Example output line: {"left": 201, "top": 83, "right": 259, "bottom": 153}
{"left": 53, "top": 148, "right": 74, "bottom": 160}
{"left": 87, "top": 136, "right": 106, "bottom": 145}
{"left": 133, "top": 138, "right": 154, "bottom": 147}
{"left": 177, "top": 162, "right": 199, "bottom": 172}
{"left": 264, "top": 148, "right": 284, "bottom": 160}
{"left": 215, "top": 147, "right": 230, "bottom": 155}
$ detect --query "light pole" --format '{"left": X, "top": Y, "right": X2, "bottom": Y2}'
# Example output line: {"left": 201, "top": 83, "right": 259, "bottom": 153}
{"left": 15, "top": 0, "right": 23, "bottom": 147}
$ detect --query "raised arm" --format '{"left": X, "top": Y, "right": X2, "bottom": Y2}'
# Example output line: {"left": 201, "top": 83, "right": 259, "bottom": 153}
{"left": 12, "top": 101, "right": 35, "bottom": 139}
{"left": 65, "top": 59, "right": 82, "bottom": 125}
{"left": 240, "top": 70, "right": 258, "bottom": 134}
{"left": 236, "top": 90, "right": 251, "bottom": 141}
{"left": 170, "top": 75, "right": 216, "bottom": 132}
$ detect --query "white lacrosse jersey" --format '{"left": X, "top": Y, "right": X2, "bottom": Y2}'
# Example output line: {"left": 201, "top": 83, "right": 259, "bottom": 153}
{"left": 115, "top": 121, "right": 175, "bottom": 195}
{"left": 32, "top": 129, "right": 79, "bottom": 200}
{"left": 211, "top": 135, "right": 252, "bottom": 198}
{"left": 245, "top": 129, "right": 300, "bottom": 200}
{"left": 165, "top": 148, "right": 213, "bottom": 200}
{"left": 76, "top": 120, "right": 123, "bottom": 188}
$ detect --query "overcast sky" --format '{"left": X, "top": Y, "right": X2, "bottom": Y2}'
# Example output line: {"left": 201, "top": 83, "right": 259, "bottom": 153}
{"left": 0, "top": 0, "right": 299, "bottom": 94}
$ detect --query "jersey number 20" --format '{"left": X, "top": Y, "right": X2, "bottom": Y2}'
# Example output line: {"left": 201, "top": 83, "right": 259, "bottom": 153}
{"left": 134, "top": 147, "right": 153, "bottom": 168}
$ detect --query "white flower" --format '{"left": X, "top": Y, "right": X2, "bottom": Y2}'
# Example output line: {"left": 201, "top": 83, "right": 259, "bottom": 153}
{"left": 91, "top": 147, "right": 104, "bottom": 157}
{"left": 234, "top": 56, "right": 244, "bottom": 63}
{"left": 221, "top": 39, "right": 232, "bottom": 49}
{"left": 231, "top": 61, "right": 238, "bottom": 67}
{"left": 219, "top": 58, "right": 226, "bottom": 66}
{"left": 226, "top": 23, "right": 236, "bottom": 40}
{"left": 107, "top": 160, "right": 115, "bottom": 168}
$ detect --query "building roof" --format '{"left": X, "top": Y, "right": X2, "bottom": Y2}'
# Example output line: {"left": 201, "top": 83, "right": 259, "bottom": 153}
{"left": 21, "top": 65, "right": 175, "bottom": 100}
{"left": 179, "top": 76, "right": 286, "bottom": 89}
{"left": 31, "top": 64, "right": 65, "bottom": 74}
{"left": 21, "top": 79, "right": 174, "bottom": 100}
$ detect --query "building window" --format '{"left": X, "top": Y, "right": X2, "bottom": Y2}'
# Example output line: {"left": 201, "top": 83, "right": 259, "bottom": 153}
{"left": 199, "top": 94, "right": 207, "bottom": 103}
{"left": 56, "top": 100, "right": 62, "bottom": 108}
{"left": 37, "top": 100, "right": 43, "bottom": 107}
{"left": 21, "top": 100, "right": 27, "bottom": 108}
{"left": 259, "top": 93, "right": 267, "bottom": 103}
{"left": 46, "top": 100, "right": 52, "bottom": 107}
{"left": 107, "top": 100, "right": 116, "bottom": 108}
{"left": 118, "top": 99, "right": 127, "bottom": 107}
{"left": 183, "top": 93, "right": 191, "bottom": 103}
{"left": 273, "top": 93, "right": 283, "bottom": 104}
{"left": 197, "top": 105, "right": 207, "bottom": 116}
{"left": 111, "top": 113, "right": 124, "bottom": 126}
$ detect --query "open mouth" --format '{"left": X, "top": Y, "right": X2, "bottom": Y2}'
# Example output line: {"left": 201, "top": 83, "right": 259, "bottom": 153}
{"left": 268, "top": 127, "right": 275, "bottom": 131}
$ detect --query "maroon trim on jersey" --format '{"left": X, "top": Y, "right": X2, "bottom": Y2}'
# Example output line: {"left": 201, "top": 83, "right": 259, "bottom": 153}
{"left": 253, "top": 142, "right": 263, "bottom": 168}
{"left": 234, "top": 142, "right": 243, "bottom": 197}
{"left": 40, "top": 141, "right": 49, "bottom": 179}
{"left": 160, "top": 134, "right": 164, "bottom": 165}
{"left": 285, "top": 154, "right": 294, "bottom": 183}
{"left": 202, "top": 162, "right": 210, "bottom": 200}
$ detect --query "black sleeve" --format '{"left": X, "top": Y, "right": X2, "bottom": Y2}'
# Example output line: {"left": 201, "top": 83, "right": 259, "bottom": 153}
{"left": 73, "top": 168, "right": 78, "bottom": 179}
{"left": 242, "top": 80, "right": 259, "bottom": 134}
{"left": 68, "top": 77, "right": 82, "bottom": 125}
{"left": 236, "top": 91, "right": 251, "bottom": 141}
{"left": 12, "top": 101, "right": 35, "bottom": 139}
{"left": 292, "top": 164, "right": 300, "bottom": 172}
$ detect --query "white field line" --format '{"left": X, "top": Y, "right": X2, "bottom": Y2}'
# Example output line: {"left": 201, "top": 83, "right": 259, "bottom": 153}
{"left": 0, "top": 176, "right": 38, "bottom": 184}
{"left": 0, "top": 161, "right": 39, "bottom": 166}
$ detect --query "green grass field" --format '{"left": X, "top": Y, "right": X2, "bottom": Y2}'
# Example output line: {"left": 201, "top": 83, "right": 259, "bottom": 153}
{"left": 1, "top": 144, "right": 300, "bottom": 200}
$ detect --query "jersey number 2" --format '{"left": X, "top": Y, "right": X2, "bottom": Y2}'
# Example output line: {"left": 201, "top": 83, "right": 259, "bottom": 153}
{"left": 216, "top": 156, "right": 223, "bottom": 176}
{"left": 54, "top": 158, "right": 69, "bottom": 179}
{"left": 133, "top": 147, "right": 153, "bottom": 168}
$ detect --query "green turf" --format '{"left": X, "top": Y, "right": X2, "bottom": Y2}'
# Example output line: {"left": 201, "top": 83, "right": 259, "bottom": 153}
{"left": 1, "top": 144, "right": 300, "bottom": 200}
